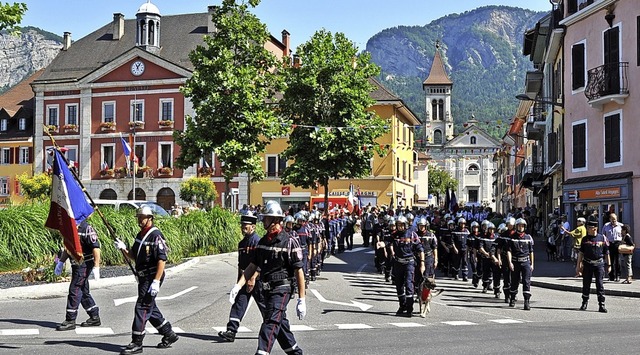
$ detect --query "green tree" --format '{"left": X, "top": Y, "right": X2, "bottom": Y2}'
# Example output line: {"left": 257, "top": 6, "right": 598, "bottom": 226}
{"left": 179, "top": 177, "right": 219, "bottom": 210}
{"left": 175, "top": 0, "right": 285, "bottom": 206}
{"left": 0, "top": 2, "right": 27, "bottom": 35}
{"left": 17, "top": 172, "right": 51, "bottom": 202}
{"left": 427, "top": 164, "right": 457, "bottom": 204}
{"left": 278, "top": 30, "right": 388, "bottom": 209}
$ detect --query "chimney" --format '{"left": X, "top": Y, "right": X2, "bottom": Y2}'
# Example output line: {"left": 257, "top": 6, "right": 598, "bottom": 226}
{"left": 62, "top": 32, "right": 71, "bottom": 50}
{"left": 113, "top": 13, "right": 124, "bottom": 40}
{"left": 281, "top": 29, "right": 290, "bottom": 58}
{"left": 207, "top": 6, "right": 217, "bottom": 33}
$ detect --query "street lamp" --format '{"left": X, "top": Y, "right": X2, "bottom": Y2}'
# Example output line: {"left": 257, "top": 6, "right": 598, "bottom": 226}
{"left": 515, "top": 94, "right": 564, "bottom": 108}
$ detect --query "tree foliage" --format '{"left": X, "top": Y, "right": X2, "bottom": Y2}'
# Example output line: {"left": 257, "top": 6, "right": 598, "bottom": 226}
{"left": 179, "top": 177, "right": 219, "bottom": 209}
{"left": 17, "top": 172, "right": 51, "bottom": 202}
{"left": 427, "top": 164, "right": 457, "bottom": 199}
{"left": 0, "top": 2, "right": 27, "bottom": 35}
{"left": 175, "top": 0, "right": 286, "bottom": 185}
{"left": 278, "top": 30, "right": 388, "bottom": 206}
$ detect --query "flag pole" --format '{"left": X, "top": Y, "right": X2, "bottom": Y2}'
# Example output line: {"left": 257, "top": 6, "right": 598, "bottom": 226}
{"left": 44, "top": 127, "right": 137, "bottom": 277}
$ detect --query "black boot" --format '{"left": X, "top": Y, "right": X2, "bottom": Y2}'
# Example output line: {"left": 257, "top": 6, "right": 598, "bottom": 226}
{"left": 509, "top": 296, "right": 516, "bottom": 307}
{"left": 218, "top": 330, "right": 236, "bottom": 342}
{"left": 121, "top": 335, "right": 144, "bottom": 355}
{"left": 80, "top": 315, "right": 101, "bottom": 327}
{"left": 598, "top": 303, "right": 608, "bottom": 313}
{"left": 56, "top": 319, "right": 76, "bottom": 331}
{"left": 523, "top": 299, "right": 530, "bottom": 311}
{"left": 157, "top": 330, "right": 179, "bottom": 348}
{"left": 395, "top": 306, "right": 406, "bottom": 316}
{"left": 580, "top": 300, "right": 588, "bottom": 311}
{"left": 504, "top": 293, "right": 510, "bottom": 303}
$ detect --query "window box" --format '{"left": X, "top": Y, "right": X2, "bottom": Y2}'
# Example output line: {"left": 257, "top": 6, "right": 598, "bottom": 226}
{"left": 100, "top": 122, "right": 116, "bottom": 132}
{"left": 198, "top": 166, "right": 214, "bottom": 177}
{"left": 63, "top": 124, "right": 78, "bottom": 133}
{"left": 157, "top": 167, "right": 173, "bottom": 177}
{"left": 129, "top": 121, "right": 145, "bottom": 130}
{"left": 115, "top": 167, "right": 129, "bottom": 178}
{"left": 44, "top": 125, "right": 59, "bottom": 133}
{"left": 158, "top": 120, "right": 174, "bottom": 129}
{"left": 99, "top": 168, "right": 115, "bottom": 178}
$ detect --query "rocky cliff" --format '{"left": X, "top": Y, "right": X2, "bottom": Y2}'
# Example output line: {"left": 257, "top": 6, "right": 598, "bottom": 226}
{"left": 0, "top": 27, "right": 61, "bottom": 92}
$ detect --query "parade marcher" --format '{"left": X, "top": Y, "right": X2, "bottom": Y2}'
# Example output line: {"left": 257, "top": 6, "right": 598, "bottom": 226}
{"left": 576, "top": 220, "right": 611, "bottom": 313}
{"left": 373, "top": 213, "right": 388, "bottom": 273}
{"left": 476, "top": 222, "right": 499, "bottom": 294}
{"left": 602, "top": 213, "right": 622, "bottom": 281}
{"left": 55, "top": 220, "right": 102, "bottom": 331}
{"left": 439, "top": 219, "right": 455, "bottom": 278}
{"left": 507, "top": 218, "right": 534, "bottom": 310}
{"left": 308, "top": 212, "right": 322, "bottom": 281}
{"left": 229, "top": 201, "right": 305, "bottom": 355}
{"left": 451, "top": 218, "right": 469, "bottom": 281}
{"left": 114, "top": 206, "right": 179, "bottom": 354}
{"left": 391, "top": 216, "right": 425, "bottom": 317}
{"left": 497, "top": 217, "right": 516, "bottom": 302}
{"left": 467, "top": 221, "right": 480, "bottom": 287}
{"left": 294, "top": 212, "right": 311, "bottom": 287}
{"left": 383, "top": 218, "right": 396, "bottom": 283}
{"left": 417, "top": 218, "right": 438, "bottom": 279}
{"left": 218, "top": 212, "right": 265, "bottom": 342}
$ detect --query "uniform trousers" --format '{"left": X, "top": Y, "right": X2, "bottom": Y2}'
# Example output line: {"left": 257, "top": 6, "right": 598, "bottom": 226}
{"left": 65, "top": 262, "right": 99, "bottom": 321}
{"left": 479, "top": 257, "right": 495, "bottom": 289}
{"left": 500, "top": 254, "right": 511, "bottom": 295}
{"left": 509, "top": 260, "right": 532, "bottom": 300}
{"left": 256, "top": 285, "right": 302, "bottom": 355}
{"left": 393, "top": 260, "right": 416, "bottom": 312}
{"left": 226, "top": 282, "right": 265, "bottom": 333}
{"left": 608, "top": 242, "right": 621, "bottom": 280}
{"left": 582, "top": 262, "right": 606, "bottom": 304}
{"left": 468, "top": 253, "right": 478, "bottom": 285}
{"left": 132, "top": 276, "right": 173, "bottom": 337}
{"left": 451, "top": 249, "right": 468, "bottom": 278}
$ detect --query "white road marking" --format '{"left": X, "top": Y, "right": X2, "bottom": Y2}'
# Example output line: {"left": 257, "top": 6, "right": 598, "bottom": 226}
{"left": 146, "top": 326, "right": 184, "bottom": 334}
{"left": 389, "top": 322, "right": 425, "bottom": 328}
{"left": 489, "top": 319, "right": 524, "bottom": 324}
{"left": 290, "top": 325, "right": 316, "bottom": 331}
{"left": 309, "top": 288, "right": 373, "bottom": 311}
{"left": 441, "top": 321, "right": 477, "bottom": 326}
{"left": 75, "top": 327, "right": 114, "bottom": 335}
{"left": 345, "top": 247, "right": 367, "bottom": 253}
{"left": 336, "top": 323, "right": 373, "bottom": 329}
{"left": 365, "top": 250, "right": 375, "bottom": 254}
{"left": 114, "top": 286, "right": 198, "bottom": 306}
{"left": 0, "top": 329, "right": 39, "bottom": 335}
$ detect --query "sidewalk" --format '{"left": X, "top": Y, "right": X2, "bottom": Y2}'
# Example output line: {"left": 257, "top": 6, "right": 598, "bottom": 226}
{"left": 531, "top": 240, "right": 640, "bottom": 298}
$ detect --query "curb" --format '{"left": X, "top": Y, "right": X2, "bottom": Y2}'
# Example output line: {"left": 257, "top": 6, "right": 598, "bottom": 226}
{"left": 532, "top": 279, "right": 640, "bottom": 298}
{"left": 0, "top": 257, "right": 203, "bottom": 301}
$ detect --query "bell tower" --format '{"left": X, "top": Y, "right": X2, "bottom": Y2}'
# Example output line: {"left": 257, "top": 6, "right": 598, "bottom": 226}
{"left": 423, "top": 40, "right": 453, "bottom": 147}
{"left": 136, "top": 0, "right": 161, "bottom": 53}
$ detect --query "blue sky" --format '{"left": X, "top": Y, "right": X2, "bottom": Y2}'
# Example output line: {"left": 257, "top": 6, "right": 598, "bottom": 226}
{"left": 22, "top": 0, "right": 552, "bottom": 49}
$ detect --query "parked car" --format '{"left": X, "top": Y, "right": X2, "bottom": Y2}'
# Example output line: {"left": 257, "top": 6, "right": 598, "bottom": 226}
{"left": 90, "top": 199, "right": 170, "bottom": 217}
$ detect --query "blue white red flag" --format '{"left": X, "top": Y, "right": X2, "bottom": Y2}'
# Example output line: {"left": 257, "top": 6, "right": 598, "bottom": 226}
{"left": 346, "top": 183, "right": 356, "bottom": 213}
{"left": 45, "top": 149, "right": 94, "bottom": 262}
{"left": 120, "top": 134, "right": 132, "bottom": 157}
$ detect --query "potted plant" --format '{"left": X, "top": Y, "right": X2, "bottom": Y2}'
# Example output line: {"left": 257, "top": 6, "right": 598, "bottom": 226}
{"left": 157, "top": 167, "right": 173, "bottom": 176}
{"left": 198, "top": 166, "right": 214, "bottom": 176}
{"left": 99, "top": 168, "right": 115, "bottom": 178}
{"left": 44, "top": 124, "right": 59, "bottom": 133}
{"left": 128, "top": 121, "right": 145, "bottom": 130}
{"left": 100, "top": 122, "right": 116, "bottom": 132}
{"left": 63, "top": 124, "right": 78, "bottom": 133}
{"left": 158, "top": 120, "right": 174, "bottom": 129}
{"left": 115, "top": 167, "right": 128, "bottom": 177}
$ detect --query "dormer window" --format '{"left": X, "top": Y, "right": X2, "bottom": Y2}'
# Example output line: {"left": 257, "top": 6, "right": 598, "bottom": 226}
{"left": 18, "top": 118, "right": 26, "bottom": 130}
{"left": 0, "top": 118, "right": 7, "bottom": 131}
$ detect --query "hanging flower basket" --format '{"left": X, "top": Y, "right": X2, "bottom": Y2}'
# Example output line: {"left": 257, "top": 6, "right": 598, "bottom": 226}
{"left": 129, "top": 121, "right": 145, "bottom": 130}
{"left": 100, "top": 122, "right": 116, "bottom": 132}
{"left": 158, "top": 120, "right": 174, "bottom": 129}
{"left": 63, "top": 124, "right": 78, "bottom": 133}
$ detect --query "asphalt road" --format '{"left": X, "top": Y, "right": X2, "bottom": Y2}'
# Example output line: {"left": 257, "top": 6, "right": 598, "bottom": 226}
{"left": 2, "top": 243, "right": 640, "bottom": 354}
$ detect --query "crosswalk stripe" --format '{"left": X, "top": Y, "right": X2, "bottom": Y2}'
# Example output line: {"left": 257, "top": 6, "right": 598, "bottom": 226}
{"left": 290, "top": 325, "right": 316, "bottom": 331}
{"left": 389, "top": 322, "right": 425, "bottom": 328}
{"left": 213, "top": 326, "right": 253, "bottom": 333}
{"left": 441, "top": 321, "right": 477, "bottom": 326}
{"left": 0, "top": 329, "right": 39, "bottom": 335}
{"left": 75, "top": 327, "right": 114, "bottom": 335}
{"left": 336, "top": 323, "right": 373, "bottom": 330}
{"left": 488, "top": 319, "right": 524, "bottom": 324}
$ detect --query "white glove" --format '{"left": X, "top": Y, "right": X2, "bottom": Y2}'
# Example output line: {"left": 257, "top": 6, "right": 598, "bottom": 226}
{"left": 54, "top": 261, "right": 64, "bottom": 276}
{"left": 114, "top": 238, "right": 126, "bottom": 251}
{"left": 148, "top": 279, "right": 161, "bottom": 296}
{"left": 92, "top": 267, "right": 100, "bottom": 280}
{"left": 229, "top": 284, "right": 242, "bottom": 304}
{"left": 296, "top": 298, "right": 306, "bottom": 320}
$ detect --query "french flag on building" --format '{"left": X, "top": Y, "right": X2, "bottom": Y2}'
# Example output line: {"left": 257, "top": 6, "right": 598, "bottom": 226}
{"left": 45, "top": 149, "right": 94, "bottom": 262}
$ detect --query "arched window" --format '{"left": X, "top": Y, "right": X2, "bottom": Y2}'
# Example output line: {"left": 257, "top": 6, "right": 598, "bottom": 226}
{"left": 156, "top": 187, "right": 175, "bottom": 211}
{"left": 467, "top": 164, "right": 480, "bottom": 175}
{"left": 99, "top": 188, "right": 117, "bottom": 200}
{"left": 128, "top": 188, "right": 146, "bottom": 200}
{"left": 470, "top": 136, "right": 477, "bottom": 145}
{"left": 433, "top": 130, "right": 442, "bottom": 144}
{"left": 431, "top": 100, "right": 438, "bottom": 120}
{"left": 438, "top": 99, "right": 444, "bottom": 121}
{"left": 148, "top": 20, "right": 155, "bottom": 46}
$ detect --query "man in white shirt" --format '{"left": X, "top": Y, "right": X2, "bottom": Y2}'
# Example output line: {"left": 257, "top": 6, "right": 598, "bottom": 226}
{"left": 559, "top": 216, "right": 571, "bottom": 262}
{"left": 602, "top": 213, "right": 623, "bottom": 281}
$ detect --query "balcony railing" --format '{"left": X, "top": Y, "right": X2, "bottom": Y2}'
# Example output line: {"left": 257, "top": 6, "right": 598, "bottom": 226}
{"left": 585, "top": 62, "right": 629, "bottom": 101}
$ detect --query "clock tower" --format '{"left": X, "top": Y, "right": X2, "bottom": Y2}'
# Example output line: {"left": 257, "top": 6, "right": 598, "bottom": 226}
{"left": 423, "top": 41, "right": 453, "bottom": 147}
{"left": 136, "top": 1, "right": 161, "bottom": 53}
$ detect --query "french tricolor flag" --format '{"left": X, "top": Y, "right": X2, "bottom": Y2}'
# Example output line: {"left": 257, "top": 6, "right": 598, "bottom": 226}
{"left": 45, "top": 149, "right": 94, "bottom": 262}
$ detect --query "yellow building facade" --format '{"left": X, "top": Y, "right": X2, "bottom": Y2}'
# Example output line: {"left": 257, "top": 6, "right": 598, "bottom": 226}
{"left": 249, "top": 78, "right": 421, "bottom": 211}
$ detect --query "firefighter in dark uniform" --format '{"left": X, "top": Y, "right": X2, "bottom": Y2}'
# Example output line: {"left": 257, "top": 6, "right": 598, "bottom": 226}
{"left": 229, "top": 200, "right": 305, "bottom": 355}
{"left": 417, "top": 218, "right": 438, "bottom": 278}
{"left": 114, "top": 206, "right": 179, "bottom": 354}
{"left": 383, "top": 218, "right": 396, "bottom": 282}
{"left": 218, "top": 212, "right": 265, "bottom": 342}
{"left": 467, "top": 221, "right": 480, "bottom": 287}
{"left": 497, "top": 217, "right": 516, "bottom": 303}
{"left": 507, "top": 218, "right": 534, "bottom": 310}
{"left": 576, "top": 220, "right": 611, "bottom": 313}
{"left": 391, "top": 216, "right": 425, "bottom": 317}
{"left": 476, "top": 222, "right": 498, "bottom": 294}
{"left": 451, "top": 218, "right": 469, "bottom": 281}
{"left": 55, "top": 220, "right": 102, "bottom": 331}
{"left": 439, "top": 219, "right": 455, "bottom": 278}
{"left": 294, "top": 212, "right": 311, "bottom": 287}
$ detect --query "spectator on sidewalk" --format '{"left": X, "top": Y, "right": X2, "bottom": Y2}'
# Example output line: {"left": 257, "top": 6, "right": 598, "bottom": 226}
{"left": 602, "top": 213, "right": 623, "bottom": 282}
{"left": 562, "top": 217, "right": 586, "bottom": 264}
{"left": 621, "top": 224, "right": 634, "bottom": 284}
{"left": 559, "top": 216, "right": 571, "bottom": 262}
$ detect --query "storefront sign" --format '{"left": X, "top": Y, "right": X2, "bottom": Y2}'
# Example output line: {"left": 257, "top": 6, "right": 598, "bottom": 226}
{"left": 577, "top": 187, "right": 621, "bottom": 200}
{"left": 281, "top": 186, "right": 290, "bottom": 196}
{"left": 329, "top": 190, "right": 377, "bottom": 197}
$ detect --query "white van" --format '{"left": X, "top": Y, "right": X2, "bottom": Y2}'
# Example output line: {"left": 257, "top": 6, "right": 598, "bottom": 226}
{"left": 91, "top": 199, "right": 170, "bottom": 217}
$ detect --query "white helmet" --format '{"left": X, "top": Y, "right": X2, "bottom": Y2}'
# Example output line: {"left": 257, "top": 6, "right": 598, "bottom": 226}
{"left": 417, "top": 217, "right": 429, "bottom": 226}
{"left": 261, "top": 200, "right": 284, "bottom": 218}
{"left": 470, "top": 221, "right": 480, "bottom": 228}
{"left": 405, "top": 213, "right": 414, "bottom": 220}
{"left": 498, "top": 223, "right": 507, "bottom": 233}
{"left": 486, "top": 222, "right": 496, "bottom": 230}
{"left": 515, "top": 218, "right": 527, "bottom": 226}
{"left": 284, "top": 215, "right": 295, "bottom": 224}
{"left": 136, "top": 205, "right": 153, "bottom": 217}
{"left": 458, "top": 218, "right": 466, "bottom": 224}
{"left": 396, "top": 216, "right": 408, "bottom": 226}
{"left": 481, "top": 220, "right": 490, "bottom": 228}
{"left": 294, "top": 212, "right": 307, "bottom": 223}
{"left": 505, "top": 217, "right": 516, "bottom": 226}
